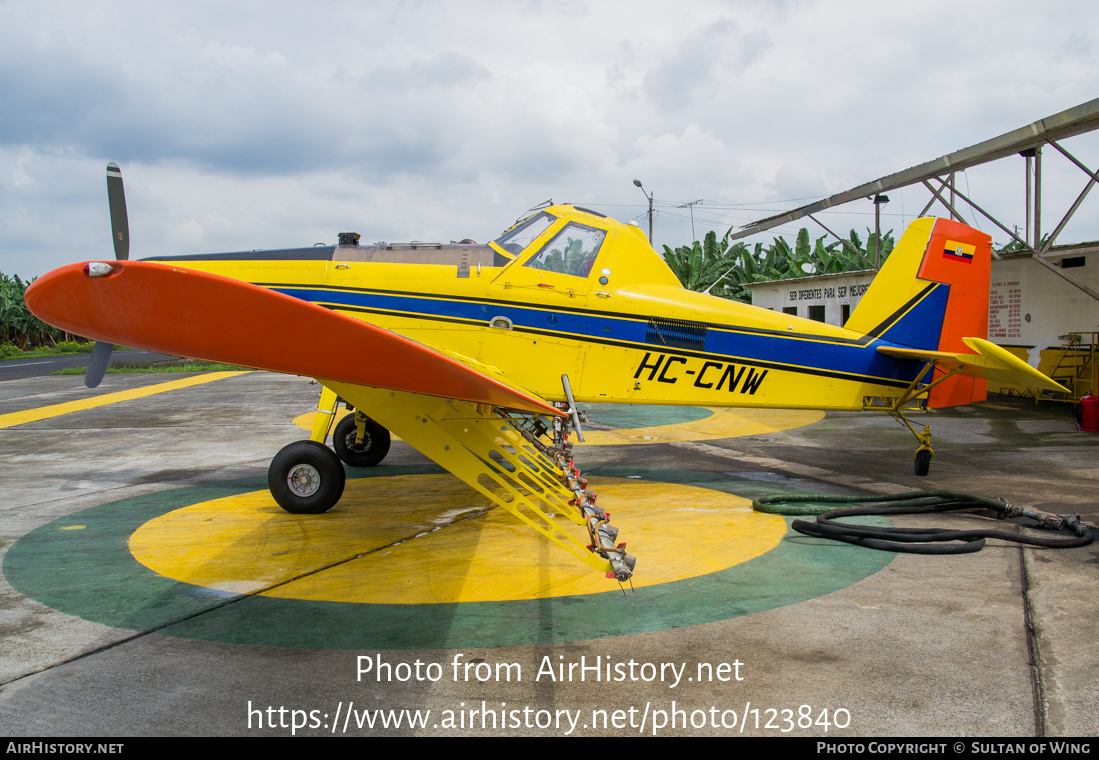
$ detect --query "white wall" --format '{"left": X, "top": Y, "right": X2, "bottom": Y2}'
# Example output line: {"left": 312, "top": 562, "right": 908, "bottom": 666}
{"left": 746, "top": 256, "right": 1099, "bottom": 349}
{"left": 988, "top": 256, "right": 1099, "bottom": 350}
{"left": 747, "top": 272, "right": 876, "bottom": 328}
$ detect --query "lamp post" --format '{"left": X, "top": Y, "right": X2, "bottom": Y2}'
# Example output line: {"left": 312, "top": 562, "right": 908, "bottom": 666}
{"left": 633, "top": 179, "right": 654, "bottom": 244}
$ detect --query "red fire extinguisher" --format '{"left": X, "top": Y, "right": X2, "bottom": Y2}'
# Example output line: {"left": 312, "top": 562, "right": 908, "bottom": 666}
{"left": 1074, "top": 392, "right": 1099, "bottom": 432}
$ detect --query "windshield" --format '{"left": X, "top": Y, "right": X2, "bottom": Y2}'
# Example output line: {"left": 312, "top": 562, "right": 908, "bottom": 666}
{"left": 524, "top": 223, "right": 606, "bottom": 278}
{"left": 493, "top": 212, "right": 556, "bottom": 255}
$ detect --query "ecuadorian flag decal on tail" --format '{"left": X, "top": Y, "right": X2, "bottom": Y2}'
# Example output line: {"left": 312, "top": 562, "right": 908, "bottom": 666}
{"left": 943, "top": 240, "right": 976, "bottom": 263}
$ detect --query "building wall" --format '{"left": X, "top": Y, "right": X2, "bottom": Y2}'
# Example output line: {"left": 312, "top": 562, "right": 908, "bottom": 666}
{"left": 746, "top": 256, "right": 1099, "bottom": 398}
{"left": 988, "top": 256, "right": 1099, "bottom": 351}
{"left": 747, "top": 256, "right": 1099, "bottom": 351}
{"left": 747, "top": 272, "right": 877, "bottom": 328}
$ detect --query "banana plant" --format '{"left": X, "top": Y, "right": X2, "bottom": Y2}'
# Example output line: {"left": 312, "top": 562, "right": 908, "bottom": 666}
{"left": 1, "top": 270, "right": 76, "bottom": 350}
{"left": 663, "top": 226, "right": 895, "bottom": 303}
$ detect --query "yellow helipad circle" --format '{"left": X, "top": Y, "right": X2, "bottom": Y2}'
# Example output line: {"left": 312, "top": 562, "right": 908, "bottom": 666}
{"left": 294, "top": 406, "right": 824, "bottom": 446}
{"left": 130, "top": 475, "right": 786, "bottom": 604}
{"left": 579, "top": 407, "right": 823, "bottom": 445}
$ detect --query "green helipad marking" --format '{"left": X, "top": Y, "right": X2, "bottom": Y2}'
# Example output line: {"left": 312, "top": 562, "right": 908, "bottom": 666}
{"left": 5, "top": 466, "right": 892, "bottom": 649}
{"left": 583, "top": 404, "right": 712, "bottom": 429}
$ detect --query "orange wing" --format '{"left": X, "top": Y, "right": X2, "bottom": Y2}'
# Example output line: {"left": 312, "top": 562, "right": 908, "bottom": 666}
{"left": 26, "top": 261, "right": 563, "bottom": 417}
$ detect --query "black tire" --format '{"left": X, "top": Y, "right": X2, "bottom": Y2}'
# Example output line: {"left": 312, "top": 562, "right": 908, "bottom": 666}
{"left": 914, "top": 449, "right": 931, "bottom": 477}
{"left": 333, "top": 414, "right": 391, "bottom": 468}
{"left": 268, "top": 441, "right": 346, "bottom": 514}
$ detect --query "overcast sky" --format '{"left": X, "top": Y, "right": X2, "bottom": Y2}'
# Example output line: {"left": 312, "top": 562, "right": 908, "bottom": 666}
{"left": 3, "top": 0, "right": 1098, "bottom": 277}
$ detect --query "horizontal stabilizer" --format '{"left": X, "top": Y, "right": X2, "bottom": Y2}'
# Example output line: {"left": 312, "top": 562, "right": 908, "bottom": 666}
{"left": 25, "top": 261, "right": 563, "bottom": 416}
{"left": 876, "top": 337, "right": 1068, "bottom": 394}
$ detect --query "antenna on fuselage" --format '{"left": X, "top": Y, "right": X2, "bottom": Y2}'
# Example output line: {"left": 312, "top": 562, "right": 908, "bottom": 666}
{"left": 513, "top": 199, "right": 554, "bottom": 226}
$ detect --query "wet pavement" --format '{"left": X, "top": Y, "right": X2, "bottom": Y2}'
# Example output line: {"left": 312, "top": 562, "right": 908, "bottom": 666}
{"left": 0, "top": 371, "right": 1095, "bottom": 737}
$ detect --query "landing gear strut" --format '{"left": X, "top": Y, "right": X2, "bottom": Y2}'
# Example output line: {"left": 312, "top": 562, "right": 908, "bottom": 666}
{"left": 891, "top": 411, "right": 934, "bottom": 477}
{"left": 268, "top": 386, "right": 394, "bottom": 515}
{"left": 878, "top": 360, "right": 946, "bottom": 477}
{"left": 333, "top": 412, "right": 391, "bottom": 468}
{"left": 311, "top": 385, "right": 391, "bottom": 468}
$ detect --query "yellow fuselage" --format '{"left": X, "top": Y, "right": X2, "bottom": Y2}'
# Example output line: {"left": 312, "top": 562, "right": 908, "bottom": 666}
{"left": 148, "top": 205, "right": 924, "bottom": 410}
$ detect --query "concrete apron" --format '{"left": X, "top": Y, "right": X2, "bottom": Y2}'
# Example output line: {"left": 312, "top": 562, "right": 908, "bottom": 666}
{"left": 0, "top": 372, "right": 1095, "bottom": 736}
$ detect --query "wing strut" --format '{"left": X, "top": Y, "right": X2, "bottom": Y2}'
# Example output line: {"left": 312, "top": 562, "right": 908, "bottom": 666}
{"left": 560, "top": 374, "right": 585, "bottom": 443}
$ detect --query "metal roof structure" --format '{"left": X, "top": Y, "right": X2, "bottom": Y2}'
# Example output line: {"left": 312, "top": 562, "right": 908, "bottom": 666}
{"left": 728, "top": 98, "right": 1099, "bottom": 300}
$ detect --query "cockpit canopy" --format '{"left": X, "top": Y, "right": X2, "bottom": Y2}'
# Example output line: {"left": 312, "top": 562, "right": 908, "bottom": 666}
{"left": 493, "top": 211, "right": 556, "bottom": 256}
{"left": 490, "top": 204, "right": 681, "bottom": 292}
{"left": 494, "top": 211, "right": 606, "bottom": 278}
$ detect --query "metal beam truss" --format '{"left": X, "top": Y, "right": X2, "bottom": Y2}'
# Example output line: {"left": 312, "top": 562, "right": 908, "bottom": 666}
{"left": 728, "top": 98, "right": 1099, "bottom": 301}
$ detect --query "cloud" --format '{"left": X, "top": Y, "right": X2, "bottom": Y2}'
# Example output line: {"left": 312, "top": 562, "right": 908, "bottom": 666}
{"left": 767, "top": 163, "right": 827, "bottom": 202}
{"left": 642, "top": 18, "right": 774, "bottom": 112}
{"left": 625, "top": 124, "right": 749, "bottom": 192}
{"left": 2, "top": 0, "right": 1099, "bottom": 278}
{"left": 363, "top": 51, "right": 491, "bottom": 90}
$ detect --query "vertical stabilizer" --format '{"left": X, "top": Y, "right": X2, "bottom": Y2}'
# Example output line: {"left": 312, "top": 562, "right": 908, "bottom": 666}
{"left": 846, "top": 217, "right": 992, "bottom": 408}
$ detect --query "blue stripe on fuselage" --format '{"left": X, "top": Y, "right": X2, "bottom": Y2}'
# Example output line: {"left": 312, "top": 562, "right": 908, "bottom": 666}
{"left": 270, "top": 285, "right": 925, "bottom": 387}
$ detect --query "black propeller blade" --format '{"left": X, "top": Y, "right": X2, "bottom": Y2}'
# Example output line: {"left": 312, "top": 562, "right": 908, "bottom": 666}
{"left": 85, "top": 340, "right": 114, "bottom": 389}
{"left": 106, "top": 162, "right": 129, "bottom": 261}
{"left": 85, "top": 162, "right": 130, "bottom": 388}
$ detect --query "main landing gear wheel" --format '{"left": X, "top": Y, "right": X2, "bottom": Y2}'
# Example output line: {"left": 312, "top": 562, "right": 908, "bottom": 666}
{"left": 914, "top": 448, "right": 931, "bottom": 477}
{"left": 333, "top": 413, "right": 391, "bottom": 468}
{"left": 268, "top": 440, "right": 346, "bottom": 514}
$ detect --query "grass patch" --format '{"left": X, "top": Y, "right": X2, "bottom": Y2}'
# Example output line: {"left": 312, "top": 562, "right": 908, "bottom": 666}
{"left": 0, "top": 341, "right": 111, "bottom": 360}
{"left": 52, "top": 360, "right": 253, "bottom": 375}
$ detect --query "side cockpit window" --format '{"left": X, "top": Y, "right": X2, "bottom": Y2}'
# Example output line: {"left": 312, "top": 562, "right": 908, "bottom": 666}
{"left": 493, "top": 212, "right": 556, "bottom": 255}
{"left": 524, "top": 223, "right": 606, "bottom": 278}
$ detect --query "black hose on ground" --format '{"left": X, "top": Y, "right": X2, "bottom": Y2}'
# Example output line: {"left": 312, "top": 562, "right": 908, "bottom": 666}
{"left": 752, "top": 490, "right": 1096, "bottom": 554}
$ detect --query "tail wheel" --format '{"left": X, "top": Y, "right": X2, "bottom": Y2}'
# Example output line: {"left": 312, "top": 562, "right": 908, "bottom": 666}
{"left": 268, "top": 441, "right": 346, "bottom": 514}
{"left": 914, "top": 449, "right": 932, "bottom": 477}
{"left": 333, "top": 414, "right": 391, "bottom": 467}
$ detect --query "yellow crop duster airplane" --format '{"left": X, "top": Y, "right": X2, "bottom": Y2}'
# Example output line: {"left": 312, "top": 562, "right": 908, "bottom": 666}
{"left": 26, "top": 164, "right": 1066, "bottom": 583}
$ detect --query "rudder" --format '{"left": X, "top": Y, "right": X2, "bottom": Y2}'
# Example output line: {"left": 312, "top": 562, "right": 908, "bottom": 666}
{"left": 846, "top": 217, "right": 992, "bottom": 408}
